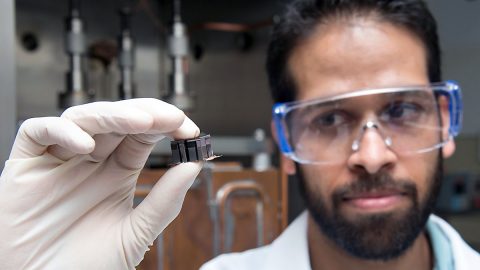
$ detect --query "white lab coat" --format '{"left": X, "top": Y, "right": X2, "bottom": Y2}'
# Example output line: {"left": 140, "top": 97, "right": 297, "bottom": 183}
{"left": 200, "top": 211, "right": 480, "bottom": 270}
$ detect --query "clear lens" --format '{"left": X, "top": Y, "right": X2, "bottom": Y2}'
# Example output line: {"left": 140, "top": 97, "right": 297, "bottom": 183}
{"left": 282, "top": 87, "right": 451, "bottom": 164}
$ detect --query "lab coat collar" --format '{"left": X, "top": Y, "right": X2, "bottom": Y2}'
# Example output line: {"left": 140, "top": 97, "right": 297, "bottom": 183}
{"left": 428, "top": 215, "right": 480, "bottom": 269}
{"left": 263, "top": 211, "right": 311, "bottom": 269}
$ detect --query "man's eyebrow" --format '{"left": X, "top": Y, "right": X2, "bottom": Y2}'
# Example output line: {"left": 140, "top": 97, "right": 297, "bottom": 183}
{"left": 386, "top": 89, "right": 433, "bottom": 100}
{"left": 301, "top": 98, "right": 343, "bottom": 111}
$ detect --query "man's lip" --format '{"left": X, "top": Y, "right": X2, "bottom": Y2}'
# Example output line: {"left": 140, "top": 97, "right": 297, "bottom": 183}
{"left": 342, "top": 190, "right": 406, "bottom": 200}
{"left": 341, "top": 190, "right": 408, "bottom": 211}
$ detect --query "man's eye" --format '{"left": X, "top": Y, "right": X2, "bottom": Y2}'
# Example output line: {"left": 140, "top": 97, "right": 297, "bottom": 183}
{"left": 382, "top": 102, "right": 422, "bottom": 122}
{"left": 310, "top": 111, "right": 348, "bottom": 129}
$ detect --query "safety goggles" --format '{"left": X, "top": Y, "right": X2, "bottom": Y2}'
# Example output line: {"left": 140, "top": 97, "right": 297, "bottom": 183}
{"left": 273, "top": 81, "right": 462, "bottom": 165}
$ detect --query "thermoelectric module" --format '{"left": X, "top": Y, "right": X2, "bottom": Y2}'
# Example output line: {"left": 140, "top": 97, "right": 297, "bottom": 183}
{"left": 170, "top": 134, "right": 219, "bottom": 164}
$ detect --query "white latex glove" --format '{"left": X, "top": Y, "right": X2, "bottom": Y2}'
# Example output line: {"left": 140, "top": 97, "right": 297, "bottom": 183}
{"left": 0, "top": 98, "right": 203, "bottom": 269}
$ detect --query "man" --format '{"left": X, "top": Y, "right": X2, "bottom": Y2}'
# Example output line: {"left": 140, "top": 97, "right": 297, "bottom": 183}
{"left": 0, "top": 1, "right": 478, "bottom": 270}
{"left": 201, "top": 0, "right": 480, "bottom": 269}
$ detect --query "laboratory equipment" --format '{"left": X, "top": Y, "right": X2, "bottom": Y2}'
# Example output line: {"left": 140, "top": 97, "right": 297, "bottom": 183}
{"left": 58, "top": 0, "right": 94, "bottom": 109}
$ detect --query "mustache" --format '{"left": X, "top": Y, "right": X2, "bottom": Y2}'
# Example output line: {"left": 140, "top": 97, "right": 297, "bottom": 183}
{"left": 332, "top": 172, "right": 418, "bottom": 206}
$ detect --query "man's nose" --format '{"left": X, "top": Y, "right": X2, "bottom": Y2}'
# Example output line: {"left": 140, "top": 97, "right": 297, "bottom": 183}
{"left": 347, "top": 122, "right": 397, "bottom": 174}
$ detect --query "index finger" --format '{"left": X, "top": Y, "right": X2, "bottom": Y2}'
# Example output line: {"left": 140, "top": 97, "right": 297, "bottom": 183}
{"left": 113, "top": 115, "right": 201, "bottom": 170}
{"left": 9, "top": 117, "right": 95, "bottom": 159}
{"left": 61, "top": 98, "right": 186, "bottom": 136}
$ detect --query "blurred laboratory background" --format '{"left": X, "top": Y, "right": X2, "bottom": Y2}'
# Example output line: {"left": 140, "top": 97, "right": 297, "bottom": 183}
{"left": 0, "top": 0, "right": 480, "bottom": 269}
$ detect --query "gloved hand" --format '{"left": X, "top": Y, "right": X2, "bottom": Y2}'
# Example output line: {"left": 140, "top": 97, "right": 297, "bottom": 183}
{"left": 0, "top": 98, "right": 203, "bottom": 269}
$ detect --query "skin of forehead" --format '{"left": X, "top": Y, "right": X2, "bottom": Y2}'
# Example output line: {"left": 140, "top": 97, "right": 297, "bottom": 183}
{"left": 287, "top": 17, "right": 430, "bottom": 102}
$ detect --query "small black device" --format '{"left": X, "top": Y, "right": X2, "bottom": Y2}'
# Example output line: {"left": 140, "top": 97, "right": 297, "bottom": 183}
{"left": 170, "top": 134, "right": 217, "bottom": 164}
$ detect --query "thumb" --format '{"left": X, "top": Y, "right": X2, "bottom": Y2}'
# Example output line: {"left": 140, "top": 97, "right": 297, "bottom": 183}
{"left": 121, "top": 162, "right": 203, "bottom": 268}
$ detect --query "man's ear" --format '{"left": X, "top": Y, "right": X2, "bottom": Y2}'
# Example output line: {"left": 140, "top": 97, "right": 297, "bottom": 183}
{"left": 271, "top": 120, "right": 296, "bottom": 175}
{"left": 443, "top": 139, "right": 455, "bottom": 159}
{"left": 442, "top": 138, "right": 455, "bottom": 158}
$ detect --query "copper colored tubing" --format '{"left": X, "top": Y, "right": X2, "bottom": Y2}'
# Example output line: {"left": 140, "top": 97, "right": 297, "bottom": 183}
{"left": 190, "top": 19, "right": 273, "bottom": 32}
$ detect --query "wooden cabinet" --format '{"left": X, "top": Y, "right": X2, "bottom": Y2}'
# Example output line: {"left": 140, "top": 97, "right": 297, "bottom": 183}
{"left": 135, "top": 165, "right": 288, "bottom": 270}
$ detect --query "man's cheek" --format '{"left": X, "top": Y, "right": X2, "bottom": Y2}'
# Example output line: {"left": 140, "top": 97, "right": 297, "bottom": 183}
{"left": 308, "top": 183, "right": 333, "bottom": 211}
{"left": 405, "top": 155, "right": 437, "bottom": 204}
{"left": 303, "top": 167, "right": 341, "bottom": 208}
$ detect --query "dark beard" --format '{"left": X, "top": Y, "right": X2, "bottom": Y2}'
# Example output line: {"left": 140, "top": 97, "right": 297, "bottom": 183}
{"left": 297, "top": 155, "right": 442, "bottom": 261}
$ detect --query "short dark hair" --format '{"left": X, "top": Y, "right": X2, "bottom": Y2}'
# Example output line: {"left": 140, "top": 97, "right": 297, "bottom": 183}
{"left": 266, "top": 0, "right": 441, "bottom": 103}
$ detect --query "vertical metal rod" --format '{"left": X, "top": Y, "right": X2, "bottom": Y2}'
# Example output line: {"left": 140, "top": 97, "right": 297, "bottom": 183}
{"left": 118, "top": 6, "right": 136, "bottom": 99}
{"left": 157, "top": 234, "right": 164, "bottom": 270}
{"left": 202, "top": 164, "right": 220, "bottom": 256}
{"left": 58, "top": 0, "right": 93, "bottom": 109}
{"left": 164, "top": 0, "right": 194, "bottom": 110}
{"left": 255, "top": 198, "right": 264, "bottom": 247}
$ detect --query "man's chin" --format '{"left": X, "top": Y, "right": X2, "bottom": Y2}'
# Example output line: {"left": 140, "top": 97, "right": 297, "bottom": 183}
{"left": 313, "top": 205, "right": 427, "bottom": 261}
{"left": 338, "top": 211, "right": 396, "bottom": 228}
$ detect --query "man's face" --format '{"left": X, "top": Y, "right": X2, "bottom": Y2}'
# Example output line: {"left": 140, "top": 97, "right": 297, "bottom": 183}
{"left": 283, "top": 18, "right": 456, "bottom": 260}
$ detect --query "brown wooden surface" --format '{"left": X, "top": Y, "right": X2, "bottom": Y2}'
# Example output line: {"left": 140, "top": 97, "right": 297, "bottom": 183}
{"left": 136, "top": 240, "right": 158, "bottom": 270}
{"left": 135, "top": 165, "right": 288, "bottom": 270}
{"left": 280, "top": 159, "right": 289, "bottom": 229}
